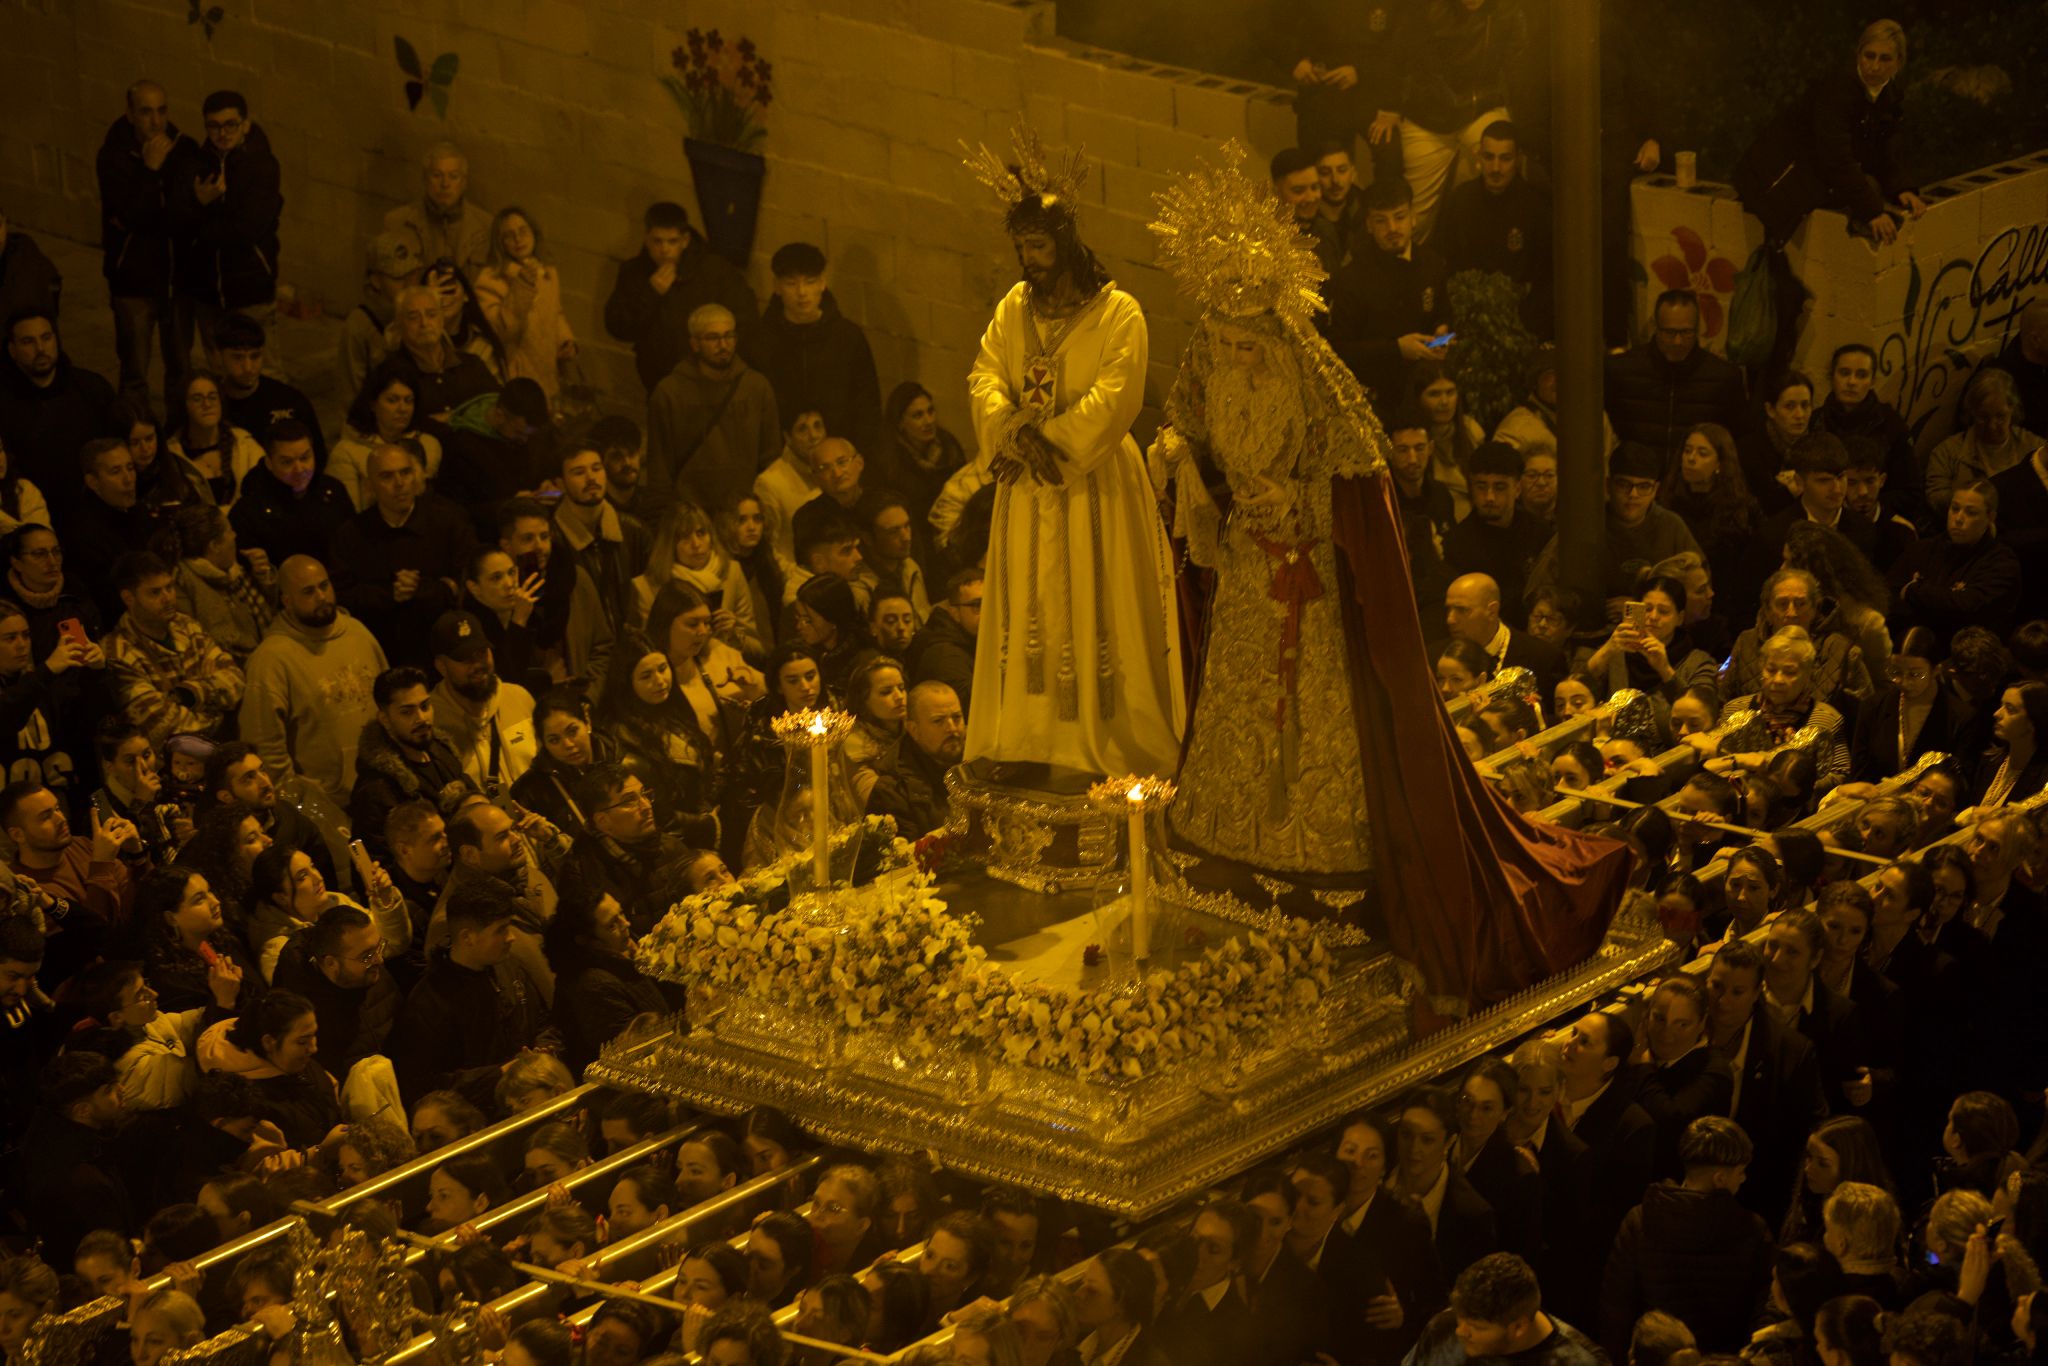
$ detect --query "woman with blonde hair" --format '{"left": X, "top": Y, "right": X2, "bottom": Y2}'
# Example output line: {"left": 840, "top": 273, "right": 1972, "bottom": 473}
{"left": 473, "top": 205, "right": 577, "bottom": 401}
{"left": 1925, "top": 367, "right": 2042, "bottom": 514}
{"left": 634, "top": 500, "right": 763, "bottom": 656}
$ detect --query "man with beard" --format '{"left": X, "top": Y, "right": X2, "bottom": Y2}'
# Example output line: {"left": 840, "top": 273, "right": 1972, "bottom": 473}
{"left": 3, "top": 781, "right": 134, "bottom": 980}
{"left": 854, "top": 498, "right": 929, "bottom": 622}
{"left": 349, "top": 666, "right": 478, "bottom": 860}
{"left": 0, "top": 311, "right": 122, "bottom": 518}
{"left": 429, "top": 797, "right": 559, "bottom": 1010}
{"left": 494, "top": 500, "right": 615, "bottom": 695}
{"left": 647, "top": 302, "right": 779, "bottom": 512}
{"left": 558, "top": 765, "right": 692, "bottom": 936}
{"left": 961, "top": 131, "right": 1183, "bottom": 784}
{"left": 591, "top": 414, "right": 673, "bottom": 531}
{"left": 230, "top": 421, "right": 354, "bottom": 567}
{"left": 239, "top": 556, "right": 387, "bottom": 807}
{"left": 550, "top": 442, "right": 651, "bottom": 634}
{"left": 603, "top": 201, "right": 759, "bottom": 395}
{"left": 885, "top": 681, "right": 964, "bottom": 835}
{"left": 907, "top": 570, "right": 980, "bottom": 721}
{"left": 428, "top": 610, "right": 537, "bottom": 797}
{"left": 201, "top": 739, "right": 337, "bottom": 889}
{"left": 273, "top": 903, "right": 400, "bottom": 1081}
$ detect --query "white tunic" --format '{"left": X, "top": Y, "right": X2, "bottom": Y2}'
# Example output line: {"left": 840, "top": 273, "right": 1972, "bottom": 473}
{"left": 964, "top": 282, "right": 1185, "bottom": 778}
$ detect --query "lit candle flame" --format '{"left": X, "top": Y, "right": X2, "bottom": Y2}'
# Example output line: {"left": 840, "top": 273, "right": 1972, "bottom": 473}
{"left": 809, "top": 716, "right": 828, "bottom": 736}
{"left": 1127, "top": 781, "right": 1145, "bottom": 802}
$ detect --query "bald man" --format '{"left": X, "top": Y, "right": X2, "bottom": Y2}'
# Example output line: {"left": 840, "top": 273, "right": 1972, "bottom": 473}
{"left": 1445, "top": 571, "right": 1566, "bottom": 700}
{"left": 239, "top": 555, "right": 391, "bottom": 803}
{"left": 647, "top": 299, "right": 781, "bottom": 510}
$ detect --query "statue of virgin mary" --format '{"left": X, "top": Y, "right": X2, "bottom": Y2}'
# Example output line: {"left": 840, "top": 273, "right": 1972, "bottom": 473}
{"left": 1148, "top": 146, "right": 1632, "bottom": 1012}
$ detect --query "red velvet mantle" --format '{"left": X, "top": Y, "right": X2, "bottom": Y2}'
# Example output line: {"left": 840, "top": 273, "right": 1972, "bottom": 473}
{"left": 1331, "top": 473, "right": 1633, "bottom": 1008}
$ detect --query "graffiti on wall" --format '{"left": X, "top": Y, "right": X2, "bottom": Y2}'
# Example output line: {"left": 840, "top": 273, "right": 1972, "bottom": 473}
{"left": 1879, "top": 221, "right": 2048, "bottom": 447}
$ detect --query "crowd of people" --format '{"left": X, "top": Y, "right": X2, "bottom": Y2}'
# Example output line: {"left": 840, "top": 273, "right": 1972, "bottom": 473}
{"left": 0, "top": 9, "right": 2046, "bottom": 1360}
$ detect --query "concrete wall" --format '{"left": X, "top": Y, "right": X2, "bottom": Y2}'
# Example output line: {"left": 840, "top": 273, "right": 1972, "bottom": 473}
{"left": 1630, "top": 149, "right": 2048, "bottom": 449}
{"left": 0, "top": 0, "right": 1296, "bottom": 427}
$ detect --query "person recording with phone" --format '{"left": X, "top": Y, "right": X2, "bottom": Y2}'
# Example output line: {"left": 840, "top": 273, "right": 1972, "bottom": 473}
{"left": 90, "top": 719, "right": 189, "bottom": 868}
{"left": 1582, "top": 576, "right": 1720, "bottom": 704}
{"left": 1324, "top": 175, "right": 1452, "bottom": 407}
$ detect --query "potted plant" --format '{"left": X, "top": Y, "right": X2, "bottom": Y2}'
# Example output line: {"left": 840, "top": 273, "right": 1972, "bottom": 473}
{"left": 662, "top": 29, "right": 772, "bottom": 269}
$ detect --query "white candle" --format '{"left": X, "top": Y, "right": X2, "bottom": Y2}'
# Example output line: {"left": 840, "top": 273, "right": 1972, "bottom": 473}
{"left": 1127, "top": 783, "right": 1150, "bottom": 961}
{"left": 809, "top": 716, "right": 831, "bottom": 889}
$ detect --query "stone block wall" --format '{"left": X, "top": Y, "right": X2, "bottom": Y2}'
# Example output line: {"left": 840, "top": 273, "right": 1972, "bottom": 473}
{"left": 1630, "top": 150, "right": 2048, "bottom": 449}
{"left": 0, "top": 0, "right": 1298, "bottom": 432}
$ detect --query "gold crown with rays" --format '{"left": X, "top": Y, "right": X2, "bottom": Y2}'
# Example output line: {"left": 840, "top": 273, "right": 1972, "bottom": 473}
{"left": 1148, "top": 140, "right": 1326, "bottom": 329}
{"left": 961, "top": 122, "right": 1091, "bottom": 218}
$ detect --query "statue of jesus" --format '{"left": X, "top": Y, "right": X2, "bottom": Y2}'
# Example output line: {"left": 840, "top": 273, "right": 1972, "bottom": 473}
{"left": 961, "top": 134, "right": 1185, "bottom": 782}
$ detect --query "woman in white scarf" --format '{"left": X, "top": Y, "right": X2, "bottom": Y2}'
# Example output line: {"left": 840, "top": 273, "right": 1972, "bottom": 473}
{"left": 631, "top": 500, "right": 763, "bottom": 658}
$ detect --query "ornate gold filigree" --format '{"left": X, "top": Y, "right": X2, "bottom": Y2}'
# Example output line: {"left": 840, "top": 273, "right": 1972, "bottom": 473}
{"left": 1149, "top": 140, "right": 1326, "bottom": 329}
{"left": 771, "top": 706, "right": 856, "bottom": 747}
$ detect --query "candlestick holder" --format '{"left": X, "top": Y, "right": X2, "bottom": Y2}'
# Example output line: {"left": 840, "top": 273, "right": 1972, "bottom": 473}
{"left": 1087, "top": 774, "right": 1176, "bottom": 973}
{"left": 768, "top": 707, "right": 865, "bottom": 896}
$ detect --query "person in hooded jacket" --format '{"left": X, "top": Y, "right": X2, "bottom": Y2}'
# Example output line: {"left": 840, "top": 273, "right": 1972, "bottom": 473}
{"left": 239, "top": 556, "right": 388, "bottom": 808}
{"left": 170, "top": 91, "right": 283, "bottom": 359}
{"left": 0, "top": 311, "right": 124, "bottom": 519}
{"left": 195, "top": 988, "right": 342, "bottom": 1149}
{"left": 603, "top": 201, "right": 758, "bottom": 394}
{"left": 543, "top": 885, "right": 686, "bottom": 1074}
{"left": 96, "top": 81, "right": 200, "bottom": 408}
{"left": 1598, "top": 1116, "right": 1775, "bottom": 1359}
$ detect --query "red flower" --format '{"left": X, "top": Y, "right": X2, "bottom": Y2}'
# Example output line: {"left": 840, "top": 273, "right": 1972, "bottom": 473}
{"left": 1650, "top": 226, "right": 1738, "bottom": 338}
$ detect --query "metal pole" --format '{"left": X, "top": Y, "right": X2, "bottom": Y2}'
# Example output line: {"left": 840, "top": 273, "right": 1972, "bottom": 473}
{"left": 1551, "top": 0, "right": 1608, "bottom": 606}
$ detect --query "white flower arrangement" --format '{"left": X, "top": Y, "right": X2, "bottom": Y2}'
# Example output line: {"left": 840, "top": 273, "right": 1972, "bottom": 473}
{"left": 638, "top": 816, "right": 1337, "bottom": 1083}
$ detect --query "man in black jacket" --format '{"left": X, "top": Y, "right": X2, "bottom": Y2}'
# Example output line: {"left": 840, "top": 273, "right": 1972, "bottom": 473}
{"left": 1603, "top": 290, "right": 1747, "bottom": 455}
{"left": 230, "top": 420, "right": 354, "bottom": 568}
{"left": 275, "top": 903, "right": 400, "bottom": 1080}
{"left": 752, "top": 242, "right": 883, "bottom": 454}
{"left": 602, "top": 202, "right": 757, "bottom": 393}
{"left": 559, "top": 765, "right": 694, "bottom": 936}
{"left": 0, "top": 311, "right": 123, "bottom": 517}
{"left": 391, "top": 877, "right": 545, "bottom": 1109}
{"left": 348, "top": 667, "right": 479, "bottom": 857}
{"left": 1440, "top": 443, "right": 1551, "bottom": 624}
{"left": 1598, "top": 1116, "right": 1774, "bottom": 1359}
{"left": 1324, "top": 177, "right": 1449, "bottom": 405}
{"left": 550, "top": 443, "right": 651, "bottom": 634}
{"left": 1432, "top": 120, "right": 1553, "bottom": 336}
{"left": 96, "top": 80, "right": 199, "bottom": 409}
{"left": 1550, "top": 1009, "right": 1655, "bottom": 1326}
{"left": 1633, "top": 975, "right": 1736, "bottom": 1179}
{"left": 1813, "top": 342, "right": 1919, "bottom": 524}
{"left": 1154, "top": 1198, "right": 1261, "bottom": 1366}
{"left": 214, "top": 314, "right": 325, "bottom": 465}
{"left": 328, "top": 442, "right": 476, "bottom": 667}
{"left": 907, "top": 571, "right": 980, "bottom": 721}
{"left": 1706, "top": 937, "right": 1827, "bottom": 1228}
{"left": 69, "top": 437, "right": 162, "bottom": 623}
{"left": 172, "top": 90, "right": 283, "bottom": 359}
{"left": 1445, "top": 573, "right": 1565, "bottom": 699}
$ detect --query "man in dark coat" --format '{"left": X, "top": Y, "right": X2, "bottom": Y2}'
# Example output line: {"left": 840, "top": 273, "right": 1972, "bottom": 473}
{"left": 1706, "top": 938, "right": 1827, "bottom": 1229}
{"left": 213, "top": 313, "right": 326, "bottom": 465}
{"left": 391, "top": 879, "right": 545, "bottom": 1109}
{"left": 1445, "top": 572, "right": 1565, "bottom": 700}
{"left": 752, "top": 242, "right": 883, "bottom": 455}
{"left": 1604, "top": 290, "right": 1747, "bottom": 456}
{"left": 1154, "top": 1199, "right": 1262, "bottom": 1366}
{"left": 907, "top": 571, "right": 980, "bottom": 721}
{"left": 1325, "top": 176, "right": 1449, "bottom": 406}
{"left": 1431, "top": 120, "right": 1553, "bottom": 336}
{"left": 547, "top": 886, "right": 686, "bottom": 1074}
{"left": 0, "top": 311, "right": 123, "bottom": 518}
{"left": 328, "top": 442, "right": 476, "bottom": 667}
{"left": 348, "top": 667, "right": 479, "bottom": 859}
{"left": 69, "top": 437, "right": 163, "bottom": 623}
{"left": 603, "top": 201, "right": 758, "bottom": 393}
{"left": 1632, "top": 975, "right": 1736, "bottom": 1179}
{"left": 170, "top": 91, "right": 283, "bottom": 347}
{"left": 557, "top": 765, "right": 696, "bottom": 936}
{"left": 230, "top": 421, "right": 355, "bottom": 567}
{"left": 1733, "top": 49, "right": 1918, "bottom": 248}
{"left": 1813, "top": 342, "right": 1920, "bottom": 524}
{"left": 1598, "top": 1116, "right": 1774, "bottom": 1358}
{"left": 1549, "top": 1010, "right": 1655, "bottom": 1327}
{"left": 95, "top": 80, "right": 201, "bottom": 408}
{"left": 274, "top": 903, "right": 402, "bottom": 1080}
{"left": 1440, "top": 443, "right": 1550, "bottom": 626}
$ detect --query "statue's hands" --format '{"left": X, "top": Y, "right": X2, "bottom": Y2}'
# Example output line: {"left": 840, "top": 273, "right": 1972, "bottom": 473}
{"left": 990, "top": 454, "right": 1028, "bottom": 485}
{"left": 1146, "top": 425, "right": 1187, "bottom": 497}
{"left": 1238, "top": 474, "right": 1294, "bottom": 519}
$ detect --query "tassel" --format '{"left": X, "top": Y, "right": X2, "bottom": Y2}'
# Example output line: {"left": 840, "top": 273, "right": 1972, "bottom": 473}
{"left": 1097, "top": 635, "right": 1115, "bottom": 721}
{"left": 1025, "top": 616, "right": 1045, "bottom": 694}
{"left": 1056, "top": 643, "right": 1079, "bottom": 721}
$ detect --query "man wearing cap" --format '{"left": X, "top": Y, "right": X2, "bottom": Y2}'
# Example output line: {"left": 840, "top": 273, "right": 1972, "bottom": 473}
{"left": 340, "top": 231, "right": 423, "bottom": 402}
{"left": 329, "top": 441, "right": 477, "bottom": 669}
{"left": 383, "top": 141, "right": 493, "bottom": 282}
{"left": 436, "top": 378, "right": 552, "bottom": 531}
{"left": 428, "top": 610, "right": 537, "bottom": 798}
{"left": 604, "top": 201, "right": 759, "bottom": 394}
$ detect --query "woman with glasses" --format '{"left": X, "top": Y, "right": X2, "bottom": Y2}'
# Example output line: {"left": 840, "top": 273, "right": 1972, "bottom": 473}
{"left": 164, "top": 370, "right": 264, "bottom": 510}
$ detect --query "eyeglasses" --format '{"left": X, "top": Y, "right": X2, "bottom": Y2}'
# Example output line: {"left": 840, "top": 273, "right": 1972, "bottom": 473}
{"left": 1655, "top": 326, "right": 1699, "bottom": 339}
{"left": 352, "top": 943, "right": 386, "bottom": 966}
{"left": 16, "top": 545, "right": 60, "bottom": 560}
{"left": 599, "top": 789, "right": 652, "bottom": 814}
{"left": 1521, "top": 469, "right": 1557, "bottom": 483}
{"left": 204, "top": 116, "right": 243, "bottom": 133}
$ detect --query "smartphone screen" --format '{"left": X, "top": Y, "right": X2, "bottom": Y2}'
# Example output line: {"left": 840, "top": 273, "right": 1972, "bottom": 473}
{"left": 57, "top": 617, "right": 88, "bottom": 650}
{"left": 1624, "top": 600, "right": 1648, "bottom": 633}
